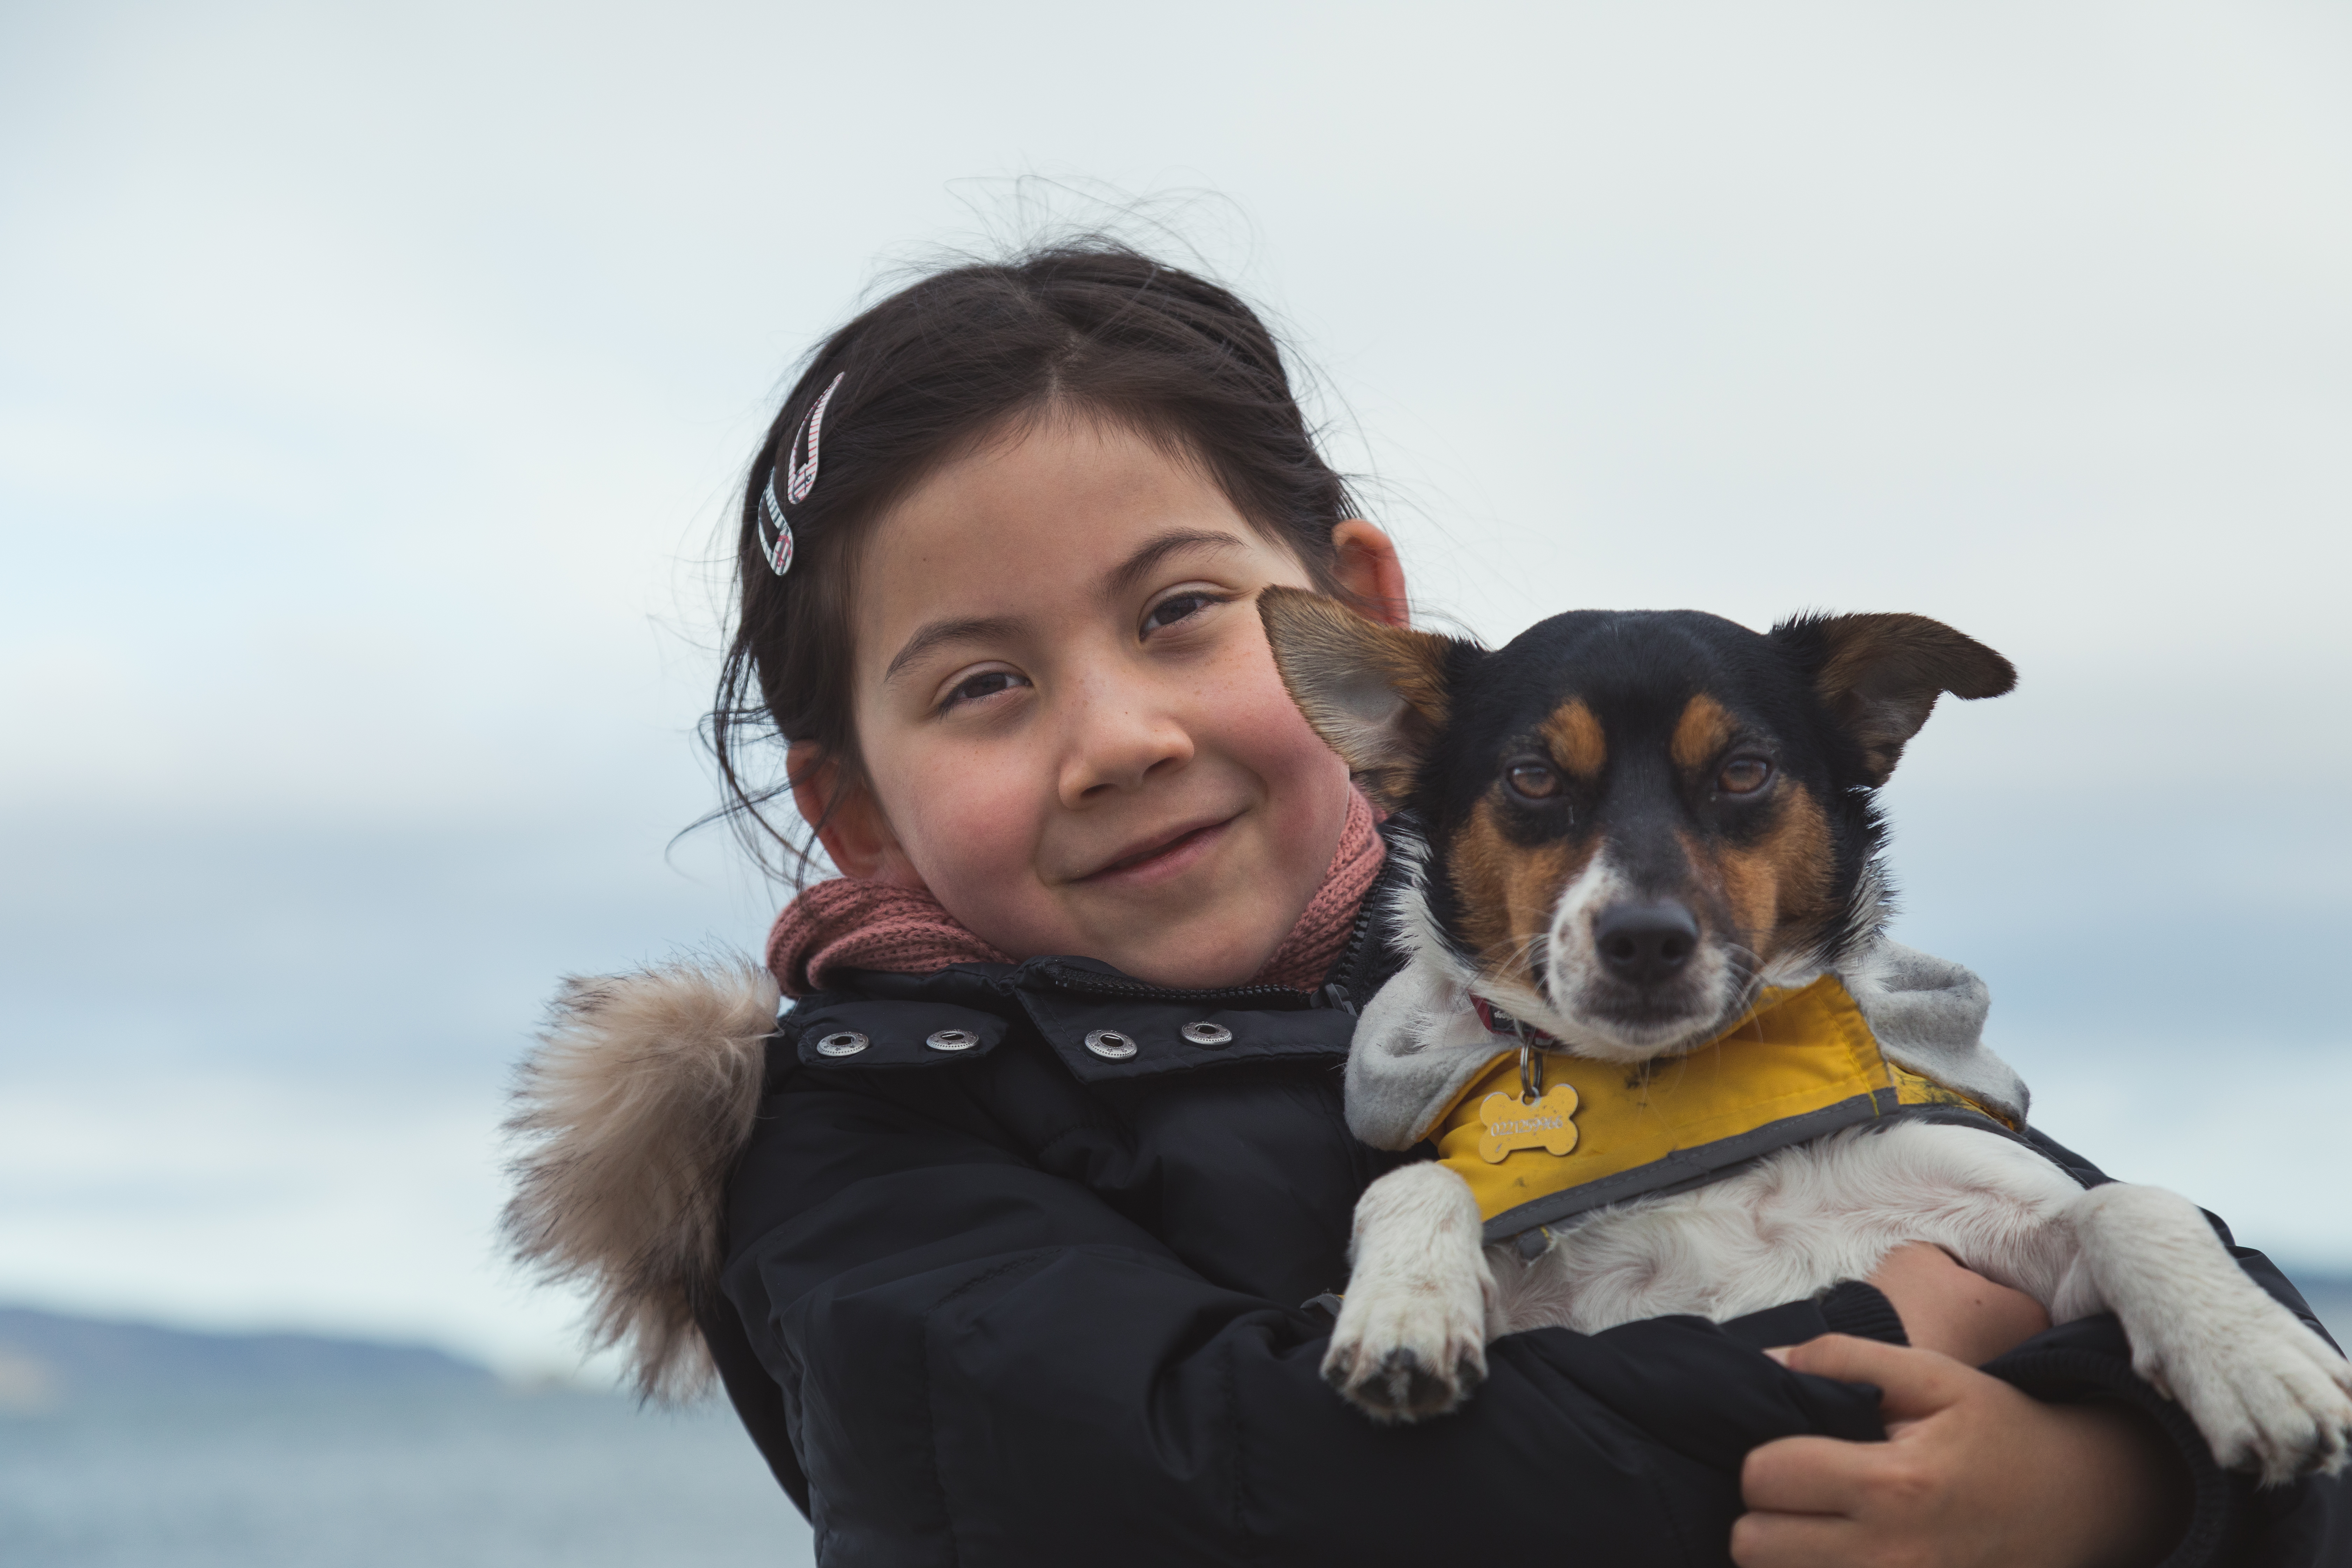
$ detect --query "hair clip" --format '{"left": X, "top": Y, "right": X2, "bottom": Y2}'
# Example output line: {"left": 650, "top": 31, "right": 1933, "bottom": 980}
{"left": 757, "top": 371, "right": 845, "bottom": 577}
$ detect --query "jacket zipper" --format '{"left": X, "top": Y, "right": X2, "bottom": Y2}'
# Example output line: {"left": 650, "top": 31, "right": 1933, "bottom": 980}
{"left": 1320, "top": 890, "right": 1384, "bottom": 1014}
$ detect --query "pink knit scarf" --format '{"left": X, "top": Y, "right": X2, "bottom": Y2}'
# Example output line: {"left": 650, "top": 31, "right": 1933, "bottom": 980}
{"left": 766, "top": 789, "right": 1385, "bottom": 998}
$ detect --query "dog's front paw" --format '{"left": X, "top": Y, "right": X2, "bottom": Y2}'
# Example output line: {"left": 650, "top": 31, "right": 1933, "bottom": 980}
{"left": 1321, "top": 1276, "right": 1489, "bottom": 1423}
{"left": 2073, "top": 1180, "right": 2352, "bottom": 1485}
{"left": 2147, "top": 1297, "right": 2352, "bottom": 1486}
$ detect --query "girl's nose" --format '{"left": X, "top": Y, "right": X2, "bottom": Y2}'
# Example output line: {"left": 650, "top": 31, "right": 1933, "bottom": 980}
{"left": 1056, "top": 687, "right": 1196, "bottom": 806}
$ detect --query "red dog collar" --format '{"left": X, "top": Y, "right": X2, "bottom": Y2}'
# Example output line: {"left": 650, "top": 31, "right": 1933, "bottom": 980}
{"left": 1470, "top": 995, "right": 1559, "bottom": 1103}
{"left": 1471, "top": 994, "right": 1561, "bottom": 1047}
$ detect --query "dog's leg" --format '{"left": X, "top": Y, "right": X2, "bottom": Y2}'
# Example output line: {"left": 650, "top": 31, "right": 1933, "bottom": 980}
{"left": 2068, "top": 1182, "right": 2352, "bottom": 1484}
{"left": 1322, "top": 1162, "right": 1496, "bottom": 1422}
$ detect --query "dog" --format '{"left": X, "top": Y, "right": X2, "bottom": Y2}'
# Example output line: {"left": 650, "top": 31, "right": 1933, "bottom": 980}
{"left": 1258, "top": 587, "right": 2352, "bottom": 1485}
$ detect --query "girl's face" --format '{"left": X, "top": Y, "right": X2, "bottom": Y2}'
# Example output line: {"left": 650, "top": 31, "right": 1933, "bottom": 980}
{"left": 803, "top": 415, "right": 1399, "bottom": 988}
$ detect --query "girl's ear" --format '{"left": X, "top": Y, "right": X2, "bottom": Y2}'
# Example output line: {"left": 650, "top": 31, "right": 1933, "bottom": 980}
{"left": 788, "top": 742, "right": 930, "bottom": 889}
{"left": 1329, "top": 519, "right": 1410, "bottom": 628}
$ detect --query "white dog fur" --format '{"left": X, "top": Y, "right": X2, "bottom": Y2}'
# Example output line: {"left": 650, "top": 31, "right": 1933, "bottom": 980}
{"left": 1326, "top": 891, "right": 2352, "bottom": 1486}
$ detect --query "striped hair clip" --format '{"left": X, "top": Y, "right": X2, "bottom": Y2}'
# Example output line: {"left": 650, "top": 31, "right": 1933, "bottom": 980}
{"left": 757, "top": 372, "right": 845, "bottom": 577}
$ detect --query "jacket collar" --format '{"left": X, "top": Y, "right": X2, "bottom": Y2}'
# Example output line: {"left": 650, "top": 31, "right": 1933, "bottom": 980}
{"left": 791, "top": 956, "right": 1359, "bottom": 1086}
{"left": 785, "top": 826, "right": 1418, "bottom": 1086}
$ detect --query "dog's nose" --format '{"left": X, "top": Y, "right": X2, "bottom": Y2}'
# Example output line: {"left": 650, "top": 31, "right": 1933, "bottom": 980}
{"left": 1594, "top": 901, "right": 1701, "bottom": 986}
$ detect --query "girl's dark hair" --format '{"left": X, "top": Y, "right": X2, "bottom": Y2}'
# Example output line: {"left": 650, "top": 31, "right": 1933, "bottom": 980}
{"left": 708, "top": 241, "right": 1364, "bottom": 882}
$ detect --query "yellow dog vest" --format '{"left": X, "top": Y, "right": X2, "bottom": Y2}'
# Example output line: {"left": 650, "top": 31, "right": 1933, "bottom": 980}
{"left": 1429, "top": 974, "right": 2017, "bottom": 1243}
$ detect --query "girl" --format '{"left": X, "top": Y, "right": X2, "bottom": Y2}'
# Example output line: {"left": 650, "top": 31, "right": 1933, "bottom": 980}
{"left": 506, "top": 244, "right": 2346, "bottom": 1566}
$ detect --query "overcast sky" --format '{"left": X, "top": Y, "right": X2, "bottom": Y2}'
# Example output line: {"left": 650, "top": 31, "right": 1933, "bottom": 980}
{"left": 3, "top": 0, "right": 2347, "bottom": 1375}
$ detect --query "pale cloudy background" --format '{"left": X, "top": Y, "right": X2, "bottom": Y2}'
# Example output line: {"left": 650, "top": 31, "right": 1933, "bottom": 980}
{"left": 2, "top": 0, "right": 2347, "bottom": 1376}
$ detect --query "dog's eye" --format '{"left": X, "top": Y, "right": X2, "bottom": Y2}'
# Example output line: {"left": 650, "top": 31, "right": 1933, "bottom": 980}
{"left": 1506, "top": 762, "right": 1562, "bottom": 800}
{"left": 1718, "top": 757, "right": 1772, "bottom": 795}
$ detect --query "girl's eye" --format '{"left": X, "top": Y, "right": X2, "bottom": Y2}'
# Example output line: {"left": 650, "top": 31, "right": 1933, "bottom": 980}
{"left": 1718, "top": 757, "right": 1773, "bottom": 795}
{"left": 1506, "top": 761, "right": 1561, "bottom": 800}
{"left": 1142, "top": 591, "right": 1220, "bottom": 636}
{"left": 941, "top": 669, "right": 1028, "bottom": 711}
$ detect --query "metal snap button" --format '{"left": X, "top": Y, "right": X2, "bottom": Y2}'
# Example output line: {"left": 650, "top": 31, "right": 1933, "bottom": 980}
{"left": 814, "top": 1031, "right": 869, "bottom": 1057}
{"left": 1180, "top": 1021, "right": 1234, "bottom": 1048}
{"left": 1083, "top": 1029, "right": 1138, "bottom": 1060}
{"left": 925, "top": 1029, "right": 979, "bottom": 1052}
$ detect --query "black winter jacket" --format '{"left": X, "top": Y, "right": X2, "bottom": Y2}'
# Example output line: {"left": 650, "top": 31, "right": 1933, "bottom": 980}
{"left": 673, "top": 918, "right": 2349, "bottom": 1568}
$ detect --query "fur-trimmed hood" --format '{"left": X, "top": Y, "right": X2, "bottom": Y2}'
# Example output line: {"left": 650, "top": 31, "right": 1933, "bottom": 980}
{"left": 501, "top": 956, "right": 778, "bottom": 1400}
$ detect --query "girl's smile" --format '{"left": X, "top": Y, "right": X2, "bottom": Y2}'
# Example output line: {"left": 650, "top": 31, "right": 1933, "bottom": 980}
{"left": 1072, "top": 812, "right": 1239, "bottom": 889}
{"left": 792, "top": 412, "right": 1402, "bottom": 987}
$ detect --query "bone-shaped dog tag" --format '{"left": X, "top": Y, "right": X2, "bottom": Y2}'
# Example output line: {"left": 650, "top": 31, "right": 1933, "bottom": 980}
{"left": 1476, "top": 1085, "right": 1581, "bottom": 1163}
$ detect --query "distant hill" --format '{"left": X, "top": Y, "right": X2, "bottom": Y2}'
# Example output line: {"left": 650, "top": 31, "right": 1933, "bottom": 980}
{"left": 0, "top": 1307, "right": 495, "bottom": 1412}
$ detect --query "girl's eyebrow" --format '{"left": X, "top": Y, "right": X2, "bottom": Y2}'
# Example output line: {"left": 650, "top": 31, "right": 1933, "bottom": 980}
{"left": 883, "top": 615, "right": 1023, "bottom": 686}
{"left": 1104, "top": 529, "right": 1247, "bottom": 598}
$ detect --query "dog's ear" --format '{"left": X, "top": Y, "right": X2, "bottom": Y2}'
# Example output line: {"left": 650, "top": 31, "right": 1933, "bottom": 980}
{"left": 1258, "top": 587, "right": 1471, "bottom": 811}
{"left": 1770, "top": 612, "right": 2016, "bottom": 785}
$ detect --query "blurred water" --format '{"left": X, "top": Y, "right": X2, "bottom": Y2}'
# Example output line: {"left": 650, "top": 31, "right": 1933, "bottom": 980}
{"left": 0, "top": 1384, "right": 813, "bottom": 1567}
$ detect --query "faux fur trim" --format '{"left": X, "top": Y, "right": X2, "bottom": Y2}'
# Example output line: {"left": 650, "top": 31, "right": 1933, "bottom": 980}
{"left": 501, "top": 955, "right": 778, "bottom": 1401}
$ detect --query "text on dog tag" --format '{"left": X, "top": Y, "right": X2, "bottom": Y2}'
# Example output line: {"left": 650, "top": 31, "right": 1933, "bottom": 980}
{"left": 1476, "top": 1085, "right": 1581, "bottom": 1163}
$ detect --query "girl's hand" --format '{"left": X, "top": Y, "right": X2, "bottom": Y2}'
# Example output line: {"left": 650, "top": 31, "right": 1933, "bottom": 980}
{"left": 1734, "top": 1335, "right": 2188, "bottom": 1568}
{"left": 1868, "top": 1241, "right": 2051, "bottom": 1365}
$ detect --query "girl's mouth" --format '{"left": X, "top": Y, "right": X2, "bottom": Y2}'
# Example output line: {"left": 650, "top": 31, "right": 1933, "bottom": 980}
{"left": 1079, "top": 815, "right": 1239, "bottom": 888}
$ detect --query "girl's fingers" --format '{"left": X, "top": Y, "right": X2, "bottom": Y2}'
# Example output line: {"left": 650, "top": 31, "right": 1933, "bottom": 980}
{"left": 1738, "top": 1433, "right": 1886, "bottom": 1516}
{"left": 1728, "top": 1509, "right": 1863, "bottom": 1568}
{"left": 1768, "top": 1332, "right": 1976, "bottom": 1422}
{"left": 1744, "top": 1334, "right": 2185, "bottom": 1568}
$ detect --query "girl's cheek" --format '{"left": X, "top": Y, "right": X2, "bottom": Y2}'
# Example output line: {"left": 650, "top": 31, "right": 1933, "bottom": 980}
{"left": 1223, "top": 637, "right": 1344, "bottom": 780}
{"left": 891, "top": 743, "right": 1046, "bottom": 885}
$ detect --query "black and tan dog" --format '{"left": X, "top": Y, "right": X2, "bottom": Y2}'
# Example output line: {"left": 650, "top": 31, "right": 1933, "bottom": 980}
{"left": 1259, "top": 587, "right": 2352, "bottom": 1484}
